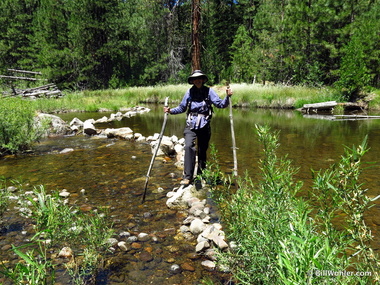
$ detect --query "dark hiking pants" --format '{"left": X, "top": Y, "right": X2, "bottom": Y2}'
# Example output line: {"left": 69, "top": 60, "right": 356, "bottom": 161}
{"left": 183, "top": 124, "right": 211, "bottom": 180}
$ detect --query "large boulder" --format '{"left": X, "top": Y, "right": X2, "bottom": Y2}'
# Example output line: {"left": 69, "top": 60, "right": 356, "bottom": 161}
{"left": 35, "top": 113, "right": 70, "bottom": 137}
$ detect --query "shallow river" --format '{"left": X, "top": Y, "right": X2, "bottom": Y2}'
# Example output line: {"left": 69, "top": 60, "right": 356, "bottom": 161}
{"left": 1, "top": 105, "right": 379, "bottom": 284}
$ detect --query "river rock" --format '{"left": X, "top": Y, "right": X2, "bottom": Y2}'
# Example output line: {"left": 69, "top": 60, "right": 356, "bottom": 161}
{"left": 83, "top": 119, "right": 97, "bottom": 135}
{"left": 59, "top": 189, "right": 70, "bottom": 198}
{"left": 200, "top": 225, "right": 228, "bottom": 250}
{"left": 109, "top": 112, "right": 123, "bottom": 121}
{"left": 182, "top": 216, "right": 196, "bottom": 225}
{"left": 131, "top": 242, "right": 142, "bottom": 249}
{"left": 137, "top": 233, "right": 150, "bottom": 242}
{"left": 60, "top": 148, "right": 74, "bottom": 154}
{"left": 7, "top": 186, "right": 18, "bottom": 192}
{"left": 189, "top": 218, "right": 206, "bottom": 235}
{"left": 204, "top": 248, "right": 218, "bottom": 261}
{"left": 126, "top": 236, "right": 138, "bottom": 243}
{"left": 134, "top": 133, "right": 143, "bottom": 139}
{"left": 179, "top": 225, "right": 189, "bottom": 233}
{"left": 94, "top": 116, "right": 108, "bottom": 123}
{"left": 35, "top": 113, "right": 71, "bottom": 136}
{"left": 119, "top": 231, "right": 131, "bottom": 238}
{"left": 201, "top": 260, "right": 216, "bottom": 271}
{"left": 149, "top": 137, "right": 171, "bottom": 156}
{"left": 70, "top": 117, "right": 83, "bottom": 129}
{"left": 118, "top": 241, "right": 129, "bottom": 251}
{"left": 139, "top": 251, "right": 153, "bottom": 262}
{"left": 103, "top": 127, "right": 133, "bottom": 139}
{"left": 166, "top": 185, "right": 206, "bottom": 210}
{"left": 107, "top": 238, "right": 119, "bottom": 247}
{"left": 181, "top": 262, "right": 195, "bottom": 272}
{"left": 160, "top": 136, "right": 175, "bottom": 155}
{"left": 166, "top": 187, "right": 188, "bottom": 209}
{"left": 58, "top": 247, "right": 73, "bottom": 258}
{"left": 195, "top": 240, "right": 210, "bottom": 252}
{"left": 169, "top": 264, "right": 182, "bottom": 274}
{"left": 123, "top": 110, "right": 137, "bottom": 117}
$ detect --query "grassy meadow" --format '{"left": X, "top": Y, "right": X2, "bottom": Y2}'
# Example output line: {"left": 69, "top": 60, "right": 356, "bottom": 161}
{"left": 12, "top": 83, "right": 380, "bottom": 114}
{"left": 2, "top": 83, "right": 380, "bottom": 115}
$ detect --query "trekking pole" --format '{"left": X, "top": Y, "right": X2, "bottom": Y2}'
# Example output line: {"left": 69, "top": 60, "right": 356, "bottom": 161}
{"left": 227, "top": 83, "right": 238, "bottom": 177}
{"left": 142, "top": 97, "right": 169, "bottom": 203}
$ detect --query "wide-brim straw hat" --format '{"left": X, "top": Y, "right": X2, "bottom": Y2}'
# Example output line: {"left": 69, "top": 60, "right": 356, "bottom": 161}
{"left": 188, "top": 70, "right": 208, "bottom": 84}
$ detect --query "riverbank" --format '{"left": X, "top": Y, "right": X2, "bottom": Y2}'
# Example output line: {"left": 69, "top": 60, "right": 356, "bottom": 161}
{"left": 13, "top": 84, "right": 380, "bottom": 114}
{"left": 2, "top": 84, "right": 380, "bottom": 156}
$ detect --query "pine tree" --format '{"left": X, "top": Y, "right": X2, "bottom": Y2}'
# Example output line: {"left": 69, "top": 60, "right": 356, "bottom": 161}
{"left": 0, "top": 0, "right": 38, "bottom": 72}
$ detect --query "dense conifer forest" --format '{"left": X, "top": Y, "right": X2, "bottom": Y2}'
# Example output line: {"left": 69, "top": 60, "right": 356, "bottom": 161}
{"left": 1, "top": 0, "right": 379, "bottom": 98}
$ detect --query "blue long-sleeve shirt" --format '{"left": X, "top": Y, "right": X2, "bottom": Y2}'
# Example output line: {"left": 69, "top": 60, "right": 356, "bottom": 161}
{"left": 170, "top": 86, "right": 230, "bottom": 129}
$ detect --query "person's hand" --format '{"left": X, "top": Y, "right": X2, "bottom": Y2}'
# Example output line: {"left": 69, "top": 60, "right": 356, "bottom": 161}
{"left": 164, "top": 107, "right": 171, "bottom": 113}
{"left": 226, "top": 87, "right": 233, "bottom": 97}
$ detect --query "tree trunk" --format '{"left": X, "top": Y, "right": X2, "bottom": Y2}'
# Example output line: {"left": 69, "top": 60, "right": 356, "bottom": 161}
{"left": 191, "top": 0, "right": 201, "bottom": 71}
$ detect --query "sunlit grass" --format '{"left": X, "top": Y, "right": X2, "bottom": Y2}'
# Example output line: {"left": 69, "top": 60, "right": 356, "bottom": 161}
{"left": 3, "top": 84, "right": 380, "bottom": 114}
{"left": 226, "top": 83, "right": 342, "bottom": 109}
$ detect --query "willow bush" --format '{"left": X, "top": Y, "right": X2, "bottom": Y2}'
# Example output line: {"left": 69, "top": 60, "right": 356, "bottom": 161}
{"left": 207, "top": 125, "right": 379, "bottom": 285}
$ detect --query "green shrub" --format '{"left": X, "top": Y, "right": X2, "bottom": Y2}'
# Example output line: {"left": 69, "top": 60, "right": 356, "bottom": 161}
{"left": 0, "top": 98, "right": 46, "bottom": 155}
{"left": 209, "top": 125, "right": 379, "bottom": 284}
{"left": 334, "top": 34, "right": 372, "bottom": 101}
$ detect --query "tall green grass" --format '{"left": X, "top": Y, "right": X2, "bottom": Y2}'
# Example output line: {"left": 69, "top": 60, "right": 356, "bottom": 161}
{"left": 17, "top": 84, "right": 346, "bottom": 114}
{"left": 226, "top": 83, "right": 342, "bottom": 109}
{"left": 205, "top": 125, "right": 379, "bottom": 285}
{"left": 0, "top": 98, "right": 48, "bottom": 155}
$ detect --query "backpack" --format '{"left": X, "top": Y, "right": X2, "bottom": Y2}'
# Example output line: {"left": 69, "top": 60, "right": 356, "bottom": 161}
{"left": 186, "top": 86, "right": 213, "bottom": 129}
{"left": 186, "top": 86, "right": 213, "bottom": 118}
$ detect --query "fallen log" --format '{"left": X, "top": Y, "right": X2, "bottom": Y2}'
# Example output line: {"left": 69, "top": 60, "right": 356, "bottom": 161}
{"left": 22, "top": 89, "right": 62, "bottom": 98}
{"left": 0, "top": 75, "right": 42, "bottom": 81}
{"left": 18, "top": 83, "right": 56, "bottom": 93}
{"left": 7, "top": 69, "right": 42, "bottom": 75}
{"left": 303, "top": 114, "right": 380, "bottom": 121}
{"left": 301, "top": 101, "right": 337, "bottom": 113}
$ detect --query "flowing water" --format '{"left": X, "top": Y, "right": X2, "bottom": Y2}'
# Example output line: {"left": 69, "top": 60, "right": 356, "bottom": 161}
{"left": 1, "top": 105, "right": 380, "bottom": 284}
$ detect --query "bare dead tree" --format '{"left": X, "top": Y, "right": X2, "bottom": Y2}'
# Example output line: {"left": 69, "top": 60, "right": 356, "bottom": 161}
{"left": 191, "top": 0, "right": 201, "bottom": 71}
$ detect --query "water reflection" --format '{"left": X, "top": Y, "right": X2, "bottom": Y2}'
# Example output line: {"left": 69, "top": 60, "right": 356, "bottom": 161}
{"left": 1, "top": 106, "right": 380, "bottom": 283}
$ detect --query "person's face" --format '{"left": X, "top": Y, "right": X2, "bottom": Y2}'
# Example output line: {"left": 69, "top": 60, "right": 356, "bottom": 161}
{"left": 193, "top": 77, "right": 204, "bottom": 88}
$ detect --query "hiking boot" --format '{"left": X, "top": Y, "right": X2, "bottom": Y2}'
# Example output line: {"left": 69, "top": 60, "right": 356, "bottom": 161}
{"left": 180, "top": 179, "right": 191, "bottom": 185}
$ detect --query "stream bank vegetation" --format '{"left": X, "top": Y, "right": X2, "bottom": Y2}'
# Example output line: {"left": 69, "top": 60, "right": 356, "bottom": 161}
{"left": 1, "top": 83, "right": 380, "bottom": 155}
{"left": 2, "top": 83, "right": 380, "bottom": 114}
{"left": 0, "top": 181, "right": 114, "bottom": 284}
{"left": 202, "top": 125, "right": 379, "bottom": 285}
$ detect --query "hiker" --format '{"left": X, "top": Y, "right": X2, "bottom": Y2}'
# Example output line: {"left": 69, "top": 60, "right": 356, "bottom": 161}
{"left": 164, "top": 70, "right": 233, "bottom": 185}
